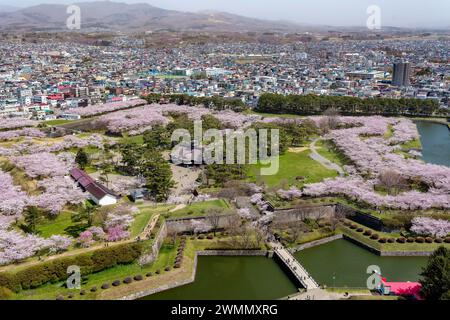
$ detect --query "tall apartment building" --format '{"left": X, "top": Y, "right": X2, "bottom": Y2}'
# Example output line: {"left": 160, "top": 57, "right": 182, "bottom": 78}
{"left": 392, "top": 62, "right": 411, "bottom": 87}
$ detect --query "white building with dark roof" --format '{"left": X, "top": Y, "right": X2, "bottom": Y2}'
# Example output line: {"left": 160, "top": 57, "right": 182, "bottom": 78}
{"left": 70, "top": 168, "right": 118, "bottom": 206}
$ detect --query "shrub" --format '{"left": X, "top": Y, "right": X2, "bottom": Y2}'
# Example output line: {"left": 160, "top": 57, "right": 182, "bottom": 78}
{"left": 387, "top": 238, "right": 395, "bottom": 243}
{"left": 146, "top": 272, "right": 153, "bottom": 277}
{"left": 0, "top": 273, "right": 21, "bottom": 293}
{"left": 363, "top": 230, "right": 372, "bottom": 236}
{"left": 435, "top": 238, "right": 443, "bottom": 243}
{"left": 80, "top": 290, "right": 86, "bottom": 295}
{"left": 198, "top": 235, "right": 205, "bottom": 240}
{"left": 90, "top": 286, "right": 97, "bottom": 292}
{"left": 397, "top": 237, "right": 406, "bottom": 243}
{"left": 0, "top": 287, "right": 13, "bottom": 300}
{"left": 381, "top": 214, "right": 413, "bottom": 230}
{"left": 370, "top": 234, "right": 379, "bottom": 240}
{"left": 207, "top": 235, "right": 214, "bottom": 240}
{"left": 378, "top": 238, "right": 387, "bottom": 243}
{"left": 155, "top": 269, "right": 161, "bottom": 275}
{"left": 134, "top": 275, "right": 143, "bottom": 281}
{"left": 67, "top": 294, "right": 73, "bottom": 299}
{"left": 415, "top": 237, "right": 425, "bottom": 243}
{"left": 56, "top": 295, "right": 64, "bottom": 300}
{"left": 425, "top": 237, "right": 433, "bottom": 244}
{"left": 350, "top": 224, "right": 357, "bottom": 229}
{"left": 174, "top": 263, "right": 181, "bottom": 268}
{"left": 407, "top": 237, "right": 415, "bottom": 243}
{"left": 101, "top": 283, "right": 110, "bottom": 290}
{"left": 112, "top": 280, "right": 121, "bottom": 287}
{"left": 343, "top": 221, "right": 351, "bottom": 226}
{"left": 356, "top": 228, "right": 364, "bottom": 233}
{"left": 445, "top": 237, "right": 450, "bottom": 244}
{"left": 165, "top": 266, "right": 171, "bottom": 272}
{"left": 123, "top": 277, "right": 133, "bottom": 284}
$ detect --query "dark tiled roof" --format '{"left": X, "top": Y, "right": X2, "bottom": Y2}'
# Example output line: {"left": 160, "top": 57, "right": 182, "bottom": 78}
{"left": 70, "top": 168, "right": 117, "bottom": 200}
{"left": 70, "top": 168, "right": 85, "bottom": 180}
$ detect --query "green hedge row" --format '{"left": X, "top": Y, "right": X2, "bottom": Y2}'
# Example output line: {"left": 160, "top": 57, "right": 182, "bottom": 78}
{"left": 0, "top": 242, "right": 144, "bottom": 292}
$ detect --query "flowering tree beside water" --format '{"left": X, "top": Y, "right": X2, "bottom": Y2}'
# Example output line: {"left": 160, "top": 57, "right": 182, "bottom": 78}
{"left": 411, "top": 217, "right": 450, "bottom": 238}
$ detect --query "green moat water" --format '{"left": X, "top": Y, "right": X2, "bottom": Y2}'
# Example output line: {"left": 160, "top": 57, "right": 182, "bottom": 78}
{"left": 416, "top": 121, "right": 450, "bottom": 167}
{"left": 143, "top": 256, "right": 297, "bottom": 300}
{"left": 144, "top": 240, "right": 428, "bottom": 299}
{"left": 295, "top": 239, "right": 427, "bottom": 288}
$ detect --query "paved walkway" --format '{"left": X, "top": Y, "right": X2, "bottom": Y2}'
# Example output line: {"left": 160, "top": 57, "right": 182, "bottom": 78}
{"left": 309, "top": 138, "right": 345, "bottom": 177}
{"left": 287, "top": 288, "right": 345, "bottom": 300}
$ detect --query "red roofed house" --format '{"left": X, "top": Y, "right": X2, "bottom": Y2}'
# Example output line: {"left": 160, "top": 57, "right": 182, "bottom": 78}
{"left": 70, "top": 168, "right": 118, "bottom": 206}
{"left": 379, "top": 277, "right": 422, "bottom": 300}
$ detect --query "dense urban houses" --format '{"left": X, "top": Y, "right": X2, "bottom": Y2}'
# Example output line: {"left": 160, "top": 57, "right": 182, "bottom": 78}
{"left": 0, "top": 2, "right": 448, "bottom": 303}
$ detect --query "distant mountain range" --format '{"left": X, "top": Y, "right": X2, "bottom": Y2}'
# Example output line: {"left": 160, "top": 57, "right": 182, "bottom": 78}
{"left": 0, "top": 1, "right": 446, "bottom": 34}
{"left": 0, "top": 1, "right": 306, "bottom": 33}
{"left": 0, "top": 5, "right": 20, "bottom": 12}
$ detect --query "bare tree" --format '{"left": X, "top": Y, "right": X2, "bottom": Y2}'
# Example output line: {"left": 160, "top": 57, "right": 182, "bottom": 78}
{"left": 206, "top": 208, "right": 223, "bottom": 236}
{"left": 314, "top": 206, "right": 328, "bottom": 220}
{"left": 288, "top": 221, "right": 305, "bottom": 244}
{"left": 323, "top": 107, "right": 340, "bottom": 130}
{"left": 238, "top": 226, "right": 253, "bottom": 249}
{"left": 378, "top": 169, "right": 406, "bottom": 195}
{"left": 330, "top": 205, "right": 347, "bottom": 231}
{"left": 218, "top": 181, "right": 253, "bottom": 199}
{"left": 318, "top": 117, "right": 330, "bottom": 134}
{"left": 254, "top": 228, "right": 266, "bottom": 248}
{"left": 293, "top": 204, "right": 309, "bottom": 222}
{"left": 226, "top": 214, "right": 241, "bottom": 231}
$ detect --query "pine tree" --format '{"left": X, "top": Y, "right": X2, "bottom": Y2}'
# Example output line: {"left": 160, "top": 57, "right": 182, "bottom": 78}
{"left": 24, "top": 206, "right": 40, "bottom": 233}
{"left": 75, "top": 149, "right": 89, "bottom": 170}
{"left": 142, "top": 151, "right": 174, "bottom": 202}
{"left": 420, "top": 247, "right": 450, "bottom": 300}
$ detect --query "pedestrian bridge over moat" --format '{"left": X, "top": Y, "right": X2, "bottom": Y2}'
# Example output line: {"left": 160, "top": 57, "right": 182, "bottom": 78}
{"left": 273, "top": 247, "right": 319, "bottom": 290}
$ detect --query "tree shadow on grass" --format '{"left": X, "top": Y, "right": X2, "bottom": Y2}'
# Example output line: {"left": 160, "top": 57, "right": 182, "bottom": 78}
{"left": 64, "top": 224, "right": 89, "bottom": 238}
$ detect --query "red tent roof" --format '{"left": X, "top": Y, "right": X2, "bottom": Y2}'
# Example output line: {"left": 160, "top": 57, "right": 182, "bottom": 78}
{"left": 382, "top": 278, "right": 422, "bottom": 299}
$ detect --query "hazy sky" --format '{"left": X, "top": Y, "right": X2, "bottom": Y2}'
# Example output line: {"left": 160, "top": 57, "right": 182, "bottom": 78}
{"left": 2, "top": 0, "right": 449, "bottom": 28}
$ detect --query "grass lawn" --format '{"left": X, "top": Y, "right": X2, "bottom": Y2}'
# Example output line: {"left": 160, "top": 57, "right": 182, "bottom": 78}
{"left": 36, "top": 211, "right": 75, "bottom": 238}
{"left": 274, "top": 227, "right": 336, "bottom": 248}
{"left": 248, "top": 151, "right": 338, "bottom": 189}
{"left": 400, "top": 138, "right": 422, "bottom": 151}
{"left": 43, "top": 119, "right": 72, "bottom": 126}
{"left": 121, "top": 134, "right": 144, "bottom": 145}
{"left": 166, "top": 199, "right": 231, "bottom": 219}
